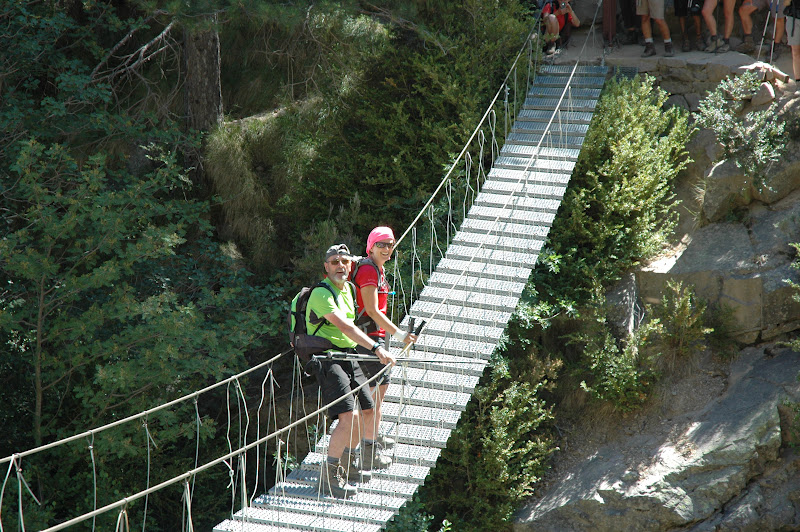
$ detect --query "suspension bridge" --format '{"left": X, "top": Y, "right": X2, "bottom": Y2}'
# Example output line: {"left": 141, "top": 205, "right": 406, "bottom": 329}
{"left": 0, "top": 14, "right": 630, "bottom": 532}
{"left": 212, "top": 62, "right": 610, "bottom": 531}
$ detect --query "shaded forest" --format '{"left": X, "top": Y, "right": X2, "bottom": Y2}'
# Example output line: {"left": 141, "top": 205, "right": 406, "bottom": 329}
{"left": 1, "top": 0, "right": 698, "bottom": 530}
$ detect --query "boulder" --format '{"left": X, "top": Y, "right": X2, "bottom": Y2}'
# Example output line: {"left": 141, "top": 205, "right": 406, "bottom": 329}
{"left": 637, "top": 219, "right": 800, "bottom": 341}
{"left": 702, "top": 159, "right": 751, "bottom": 222}
{"left": 514, "top": 347, "right": 800, "bottom": 532}
{"left": 751, "top": 139, "right": 800, "bottom": 205}
{"left": 750, "top": 82, "right": 775, "bottom": 107}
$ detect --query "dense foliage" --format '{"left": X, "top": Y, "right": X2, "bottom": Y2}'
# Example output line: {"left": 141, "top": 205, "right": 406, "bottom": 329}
{"left": 2, "top": 0, "right": 699, "bottom": 530}
{"left": 206, "top": 0, "right": 533, "bottom": 274}
{"left": 0, "top": 2, "right": 284, "bottom": 529}
{"left": 696, "top": 70, "right": 787, "bottom": 189}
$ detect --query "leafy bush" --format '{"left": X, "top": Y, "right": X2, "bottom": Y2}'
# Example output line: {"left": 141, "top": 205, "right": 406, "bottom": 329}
{"left": 419, "top": 355, "right": 556, "bottom": 531}
{"left": 696, "top": 71, "right": 787, "bottom": 189}
{"left": 530, "top": 74, "right": 692, "bottom": 312}
{"left": 576, "top": 317, "right": 659, "bottom": 412}
{"left": 785, "top": 243, "right": 800, "bottom": 353}
{"left": 649, "top": 279, "right": 713, "bottom": 371}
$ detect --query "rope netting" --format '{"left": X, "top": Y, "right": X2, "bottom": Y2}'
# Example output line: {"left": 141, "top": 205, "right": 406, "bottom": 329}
{"left": 1, "top": 4, "right": 606, "bottom": 529}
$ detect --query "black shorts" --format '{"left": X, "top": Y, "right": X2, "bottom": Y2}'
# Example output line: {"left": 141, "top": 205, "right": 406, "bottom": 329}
{"left": 318, "top": 355, "right": 375, "bottom": 419}
{"left": 356, "top": 338, "right": 392, "bottom": 386}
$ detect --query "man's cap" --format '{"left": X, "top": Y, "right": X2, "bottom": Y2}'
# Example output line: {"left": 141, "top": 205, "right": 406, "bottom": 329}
{"left": 325, "top": 243, "right": 352, "bottom": 261}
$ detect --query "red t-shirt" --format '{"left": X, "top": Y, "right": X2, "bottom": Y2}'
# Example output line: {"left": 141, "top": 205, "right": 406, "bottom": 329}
{"left": 543, "top": 2, "right": 572, "bottom": 32}
{"left": 353, "top": 261, "right": 389, "bottom": 338}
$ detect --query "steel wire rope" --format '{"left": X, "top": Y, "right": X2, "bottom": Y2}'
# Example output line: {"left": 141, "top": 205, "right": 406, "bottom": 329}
{"left": 114, "top": 506, "right": 129, "bottom": 532}
{"left": 88, "top": 432, "right": 97, "bottom": 532}
{"left": 392, "top": 2, "right": 603, "bottom": 357}
{"left": 37, "top": 357, "right": 393, "bottom": 532}
{"left": 249, "top": 366, "right": 275, "bottom": 505}
{"left": 141, "top": 420, "right": 156, "bottom": 532}
{"left": 0, "top": 349, "right": 294, "bottom": 467}
{"left": 392, "top": 18, "right": 543, "bottom": 250}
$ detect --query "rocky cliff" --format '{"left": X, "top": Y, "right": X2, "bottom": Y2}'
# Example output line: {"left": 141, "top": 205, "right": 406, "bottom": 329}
{"left": 514, "top": 72, "right": 800, "bottom": 531}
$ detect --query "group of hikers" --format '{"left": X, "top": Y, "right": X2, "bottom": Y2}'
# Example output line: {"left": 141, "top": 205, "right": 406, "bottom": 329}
{"left": 540, "top": 0, "right": 800, "bottom": 81}
{"left": 291, "top": 227, "right": 417, "bottom": 499}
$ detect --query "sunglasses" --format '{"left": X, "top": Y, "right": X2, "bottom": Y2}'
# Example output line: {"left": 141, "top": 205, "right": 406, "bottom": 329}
{"left": 374, "top": 242, "right": 395, "bottom": 250}
{"left": 327, "top": 258, "right": 351, "bottom": 266}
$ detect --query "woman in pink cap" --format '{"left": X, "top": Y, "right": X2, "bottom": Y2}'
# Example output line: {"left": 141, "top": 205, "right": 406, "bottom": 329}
{"left": 351, "top": 226, "right": 416, "bottom": 451}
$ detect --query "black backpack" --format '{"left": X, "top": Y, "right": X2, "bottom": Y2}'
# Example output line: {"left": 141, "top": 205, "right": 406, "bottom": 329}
{"left": 688, "top": 0, "right": 702, "bottom": 15}
{"left": 288, "top": 281, "right": 354, "bottom": 372}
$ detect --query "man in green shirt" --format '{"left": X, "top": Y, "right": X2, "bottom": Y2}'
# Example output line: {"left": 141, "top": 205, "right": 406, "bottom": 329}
{"left": 308, "top": 243, "right": 396, "bottom": 499}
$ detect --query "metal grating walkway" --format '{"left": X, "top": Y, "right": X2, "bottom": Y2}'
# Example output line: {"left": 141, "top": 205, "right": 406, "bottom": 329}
{"left": 214, "top": 64, "right": 608, "bottom": 532}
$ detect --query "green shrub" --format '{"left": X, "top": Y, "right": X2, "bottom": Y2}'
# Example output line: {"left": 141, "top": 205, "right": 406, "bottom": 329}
{"left": 577, "top": 319, "right": 659, "bottom": 412}
{"left": 696, "top": 71, "right": 787, "bottom": 189}
{"left": 419, "top": 355, "right": 556, "bottom": 531}
{"left": 649, "top": 279, "right": 713, "bottom": 371}
{"left": 786, "top": 243, "right": 800, "bottom": 353}
{"left": 530, "top": 74, "right": 692, "bottom": 312}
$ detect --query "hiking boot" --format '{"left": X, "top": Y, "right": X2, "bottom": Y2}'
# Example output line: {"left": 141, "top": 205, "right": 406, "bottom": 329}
{"left": 360, "top": 440, "right": 392, "bottom": 470}
{"left": 544, "top": 42, "right": 557, "bottom": 55}
{"left": 681, "top": 36, "right": 690, "bottom": 52}
{"left": 376, "top": 433, "right": 396, "bottom": 450}
{"left": 318, "top": 460, "right": 358, "bottom": 499}
{"left": 717, "top": 39, "right": 730, "bottom": 52}
{"left": 665, "top": 42, "right": 675, "bottom": 57}
{"left": 696, "top": 34, "right": 709, "bottom": 51}
{"left": 641, "top": 42, "right": 656, "bottom": 57}
{"left": 341, "top": 449, "right": 372, "bottom": 483}
{"left": 736, "top": 34, "right": 755, "bottom": 54}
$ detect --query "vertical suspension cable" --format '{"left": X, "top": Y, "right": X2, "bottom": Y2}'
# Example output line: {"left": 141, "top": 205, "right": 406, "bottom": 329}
{"left": 87, "top": 432, "right": 97, "bottom": 532}
{"left": 141, "top": 420, "right": 156, "bottom": 532}
{"left": 0, "top": 458, "right": 14, "bottom": 532}
{"left": 191, "top": 398, "right": 201, "bottom": 495}
{"left": 182, "top": 480, "right": 194, "bottom": 532}
{"left": 114, "top": 504, "right": 129, "bottom": 532}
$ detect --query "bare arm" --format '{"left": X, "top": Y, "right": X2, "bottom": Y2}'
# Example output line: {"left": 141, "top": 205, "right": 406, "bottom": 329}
{"left": 564, "top": 4, "right": 580, "bottom": 26}
{"left": 361, "top": 285, "right": 416, "bottom": 345}
{"left": 324, "top": 309, "right": 396, "bottom": 365}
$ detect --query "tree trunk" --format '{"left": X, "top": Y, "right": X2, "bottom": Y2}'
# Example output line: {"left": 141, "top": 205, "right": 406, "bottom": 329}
{"left": 183, "top": 16, "right": 223, "bottom": 192}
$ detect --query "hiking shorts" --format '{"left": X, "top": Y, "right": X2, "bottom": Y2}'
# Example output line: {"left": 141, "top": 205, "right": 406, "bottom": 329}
{"left": 787, "top": 15, "right": 800, "bottom": 44}
{"left": 743, "top": 0, "right": 785, "bottom": 17}
{"left": 637, "top": 0, "right": 666, "bottom": 19}
{"left": 356, "top": 338, "right": 391, "bottom": 386}
{"left": 318, "top": 355, "right": 375, "bottom": 419}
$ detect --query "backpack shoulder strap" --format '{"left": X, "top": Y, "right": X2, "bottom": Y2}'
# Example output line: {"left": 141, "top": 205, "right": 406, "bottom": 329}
{"left": 308, "top": 281, "right": 339, "bottom": 333}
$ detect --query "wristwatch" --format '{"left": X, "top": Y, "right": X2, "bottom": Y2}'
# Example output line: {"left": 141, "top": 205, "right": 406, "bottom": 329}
{"left": 370, "top": 342, "right": 381, "bottom": 353}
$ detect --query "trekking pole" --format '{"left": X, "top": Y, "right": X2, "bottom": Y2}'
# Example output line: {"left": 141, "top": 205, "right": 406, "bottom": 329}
{"left": 311, "top": 352, "right": 488, "bottom": 365}
{"left": 758, "top": 0, "right": 775, "bottom": 58}
{"left": 769, "top": 0, "right": 779, "bottom": 63}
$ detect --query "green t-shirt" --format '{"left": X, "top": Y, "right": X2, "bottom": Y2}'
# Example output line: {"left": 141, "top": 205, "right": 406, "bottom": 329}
{"left": 306, "top": 278, "right": 357, "bottom": 349}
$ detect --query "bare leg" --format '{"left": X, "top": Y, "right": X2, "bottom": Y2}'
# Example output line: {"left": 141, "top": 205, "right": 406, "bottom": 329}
{"left": 722, "top": 0, "right": 736, "bottom": 38}
{"left": 792, "top": 44, "right": 800, "bottom": 80}
{"left": 328, "top": 410, "right": 360, "bottom": 459}
{"left": 642, "top": 14, "right": 653, "bottom": 39}
{"left": 655, "top": 17, "right": 672, "bottom": 40}
{"left": 703, "top": 0, "right": 719, "bottom": 37}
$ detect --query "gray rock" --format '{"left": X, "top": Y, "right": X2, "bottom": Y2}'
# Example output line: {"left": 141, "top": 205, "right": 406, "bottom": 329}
{"left": 702, "top": 159, "right": 752, "bottom": 222}
{"left": 665, "top": 94, "right": 690, "bottom": 111}
{"left": 685, "top": 93, "right": 702, "bottom": 112}
{"left": 605, "top": 273, "right": 643, "bottom": 339}
{"left": 752, "top": 139, "right": 800, "bottom": 205}
{"left": 514, "top": 348, "right": 800, "bottom": 532}
{"left": 750, "top": 82, "right": 776, "bottom": 107}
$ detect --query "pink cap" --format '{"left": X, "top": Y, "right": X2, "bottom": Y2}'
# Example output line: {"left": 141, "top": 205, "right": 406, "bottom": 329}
{"left": 366, "top": 226, "right": 395, "bottom": 254}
